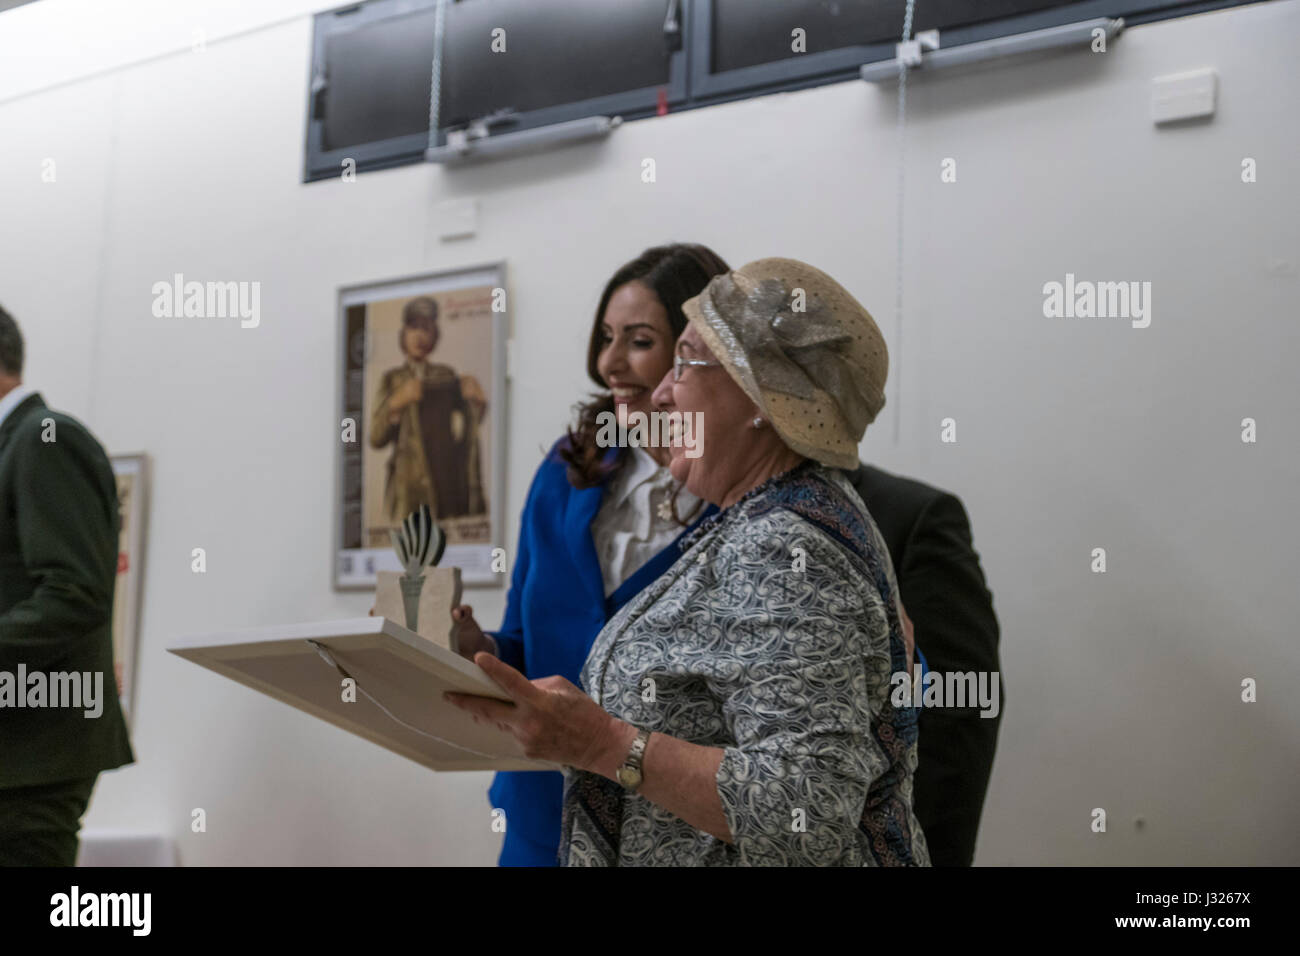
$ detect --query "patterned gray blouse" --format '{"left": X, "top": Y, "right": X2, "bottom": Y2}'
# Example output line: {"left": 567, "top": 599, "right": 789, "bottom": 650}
{"left": 560, "top": 461, "right": 931, "bottom": 866}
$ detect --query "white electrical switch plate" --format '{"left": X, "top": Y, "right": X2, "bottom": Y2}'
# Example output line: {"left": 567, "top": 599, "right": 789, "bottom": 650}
{"left": 1151, "top": 68, "right": 1217, "bottom": 124}
{"left": 436, "top": 198, "right": 478, "bottom": 240}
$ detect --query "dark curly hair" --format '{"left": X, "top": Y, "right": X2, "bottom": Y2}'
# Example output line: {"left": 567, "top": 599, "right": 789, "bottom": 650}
{"left": 560, "top": 243, "right": 730, "bottom": 489}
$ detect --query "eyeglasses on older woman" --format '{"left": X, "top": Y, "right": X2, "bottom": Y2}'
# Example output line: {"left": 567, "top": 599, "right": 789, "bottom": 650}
{"left": 672, "top": 350, "right": 722, "bottom": 381}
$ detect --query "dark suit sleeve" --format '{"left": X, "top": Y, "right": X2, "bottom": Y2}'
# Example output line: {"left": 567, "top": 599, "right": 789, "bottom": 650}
{"left": 0, "top": 419, "right": 119, "bottom": 672}
{"left": 898, "top": 492, "right": 1002, "bottom": 866}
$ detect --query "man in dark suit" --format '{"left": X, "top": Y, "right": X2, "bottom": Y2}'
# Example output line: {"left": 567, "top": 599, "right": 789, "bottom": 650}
{"left": 848, "top": 463, "right": 1002, "bottom": 866}
{"left": 0, "top": 305, "right": 134, "bottom": 866}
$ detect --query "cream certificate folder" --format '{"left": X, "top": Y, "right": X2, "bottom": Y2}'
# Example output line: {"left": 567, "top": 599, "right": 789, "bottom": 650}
{"left": 169, "top": 616, "right": 555, "bottom": 772}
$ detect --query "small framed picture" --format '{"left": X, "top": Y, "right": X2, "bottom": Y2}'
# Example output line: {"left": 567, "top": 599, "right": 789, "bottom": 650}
{"left": 335, "top": 262, "right": 507, "bottom": 590}
{"left": 110, "top": 452, "right": 150, "bottom": 726}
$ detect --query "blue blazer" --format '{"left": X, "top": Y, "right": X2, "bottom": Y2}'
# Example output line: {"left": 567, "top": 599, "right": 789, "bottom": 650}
{"left": 487, "top": 439, "right": 714, "bottom": 866}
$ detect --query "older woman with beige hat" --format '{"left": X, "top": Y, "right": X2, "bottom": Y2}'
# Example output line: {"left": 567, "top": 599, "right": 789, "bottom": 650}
{"left": 446, "top": 257, "right": 929, "bottom": 866}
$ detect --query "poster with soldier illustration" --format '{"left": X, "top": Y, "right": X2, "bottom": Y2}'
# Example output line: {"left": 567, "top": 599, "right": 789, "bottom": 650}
{"left": 335, "top": 264, "right": 507, "bottom": 589}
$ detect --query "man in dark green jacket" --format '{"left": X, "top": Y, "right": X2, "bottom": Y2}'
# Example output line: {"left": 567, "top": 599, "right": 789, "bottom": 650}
{"left": 0, "top": 306, "right": 134, "bottom": 866}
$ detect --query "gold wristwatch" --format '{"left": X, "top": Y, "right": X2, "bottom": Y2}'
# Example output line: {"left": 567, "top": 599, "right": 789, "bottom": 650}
{"left": 615, "top": 727, "right": 652, "bottom": 792}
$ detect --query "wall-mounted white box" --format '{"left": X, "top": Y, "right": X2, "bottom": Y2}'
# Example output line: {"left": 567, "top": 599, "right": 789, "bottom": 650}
{"left": 1151, "top": 67, "right": 1218, "bottom": 124}
{"left": 436, "top": 198, "right": 479, "bottom": 240}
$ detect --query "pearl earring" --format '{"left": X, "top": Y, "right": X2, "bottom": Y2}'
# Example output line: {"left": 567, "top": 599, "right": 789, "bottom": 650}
{"left": 752, "top": 417, "right": 764, "bottom": 429}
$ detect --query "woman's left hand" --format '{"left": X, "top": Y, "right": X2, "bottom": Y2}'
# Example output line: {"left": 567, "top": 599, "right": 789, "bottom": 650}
{"left": 444, "top": 654, "right": 627, "bottom": 773}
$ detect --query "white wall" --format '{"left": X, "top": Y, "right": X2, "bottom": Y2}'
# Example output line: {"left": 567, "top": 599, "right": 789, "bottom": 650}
{"left": 0, "top": 0, "right": 1296, "bottom": 865}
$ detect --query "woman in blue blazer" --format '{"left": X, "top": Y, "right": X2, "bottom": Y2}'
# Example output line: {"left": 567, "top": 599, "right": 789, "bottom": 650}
{"left": 453, "top": 243, "right": 729, "bottom": 866}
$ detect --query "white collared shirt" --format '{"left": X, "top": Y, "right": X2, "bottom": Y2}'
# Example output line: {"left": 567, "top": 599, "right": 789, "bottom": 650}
{"left": 591, "top": 446, "right": 701, "bottom": 597}
{"left": 0, "top": 384, "right": 33, "bottom": 430}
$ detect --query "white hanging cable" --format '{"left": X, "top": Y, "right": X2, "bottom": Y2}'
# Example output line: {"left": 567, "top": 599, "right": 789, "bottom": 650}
{"left": 306, "top": 639, "right": 507, "bottom": 761}
{"left": 427, "top": 0, "right": 448, "bottom": 154}
{"left": 892, "top": 0, "right": 917, "bottom": 444}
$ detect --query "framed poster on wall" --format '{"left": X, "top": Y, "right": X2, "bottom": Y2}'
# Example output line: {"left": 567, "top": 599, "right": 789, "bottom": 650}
{"left": 335, "top": 262, "right": 507, "bottom": 590}
{"left": 110, "top": 452, "right": 150, "bottom": 726}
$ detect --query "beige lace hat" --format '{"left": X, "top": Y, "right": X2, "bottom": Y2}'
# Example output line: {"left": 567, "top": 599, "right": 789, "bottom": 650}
{"left": 682, "top": 257, "right": 888, "bottom": 470}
